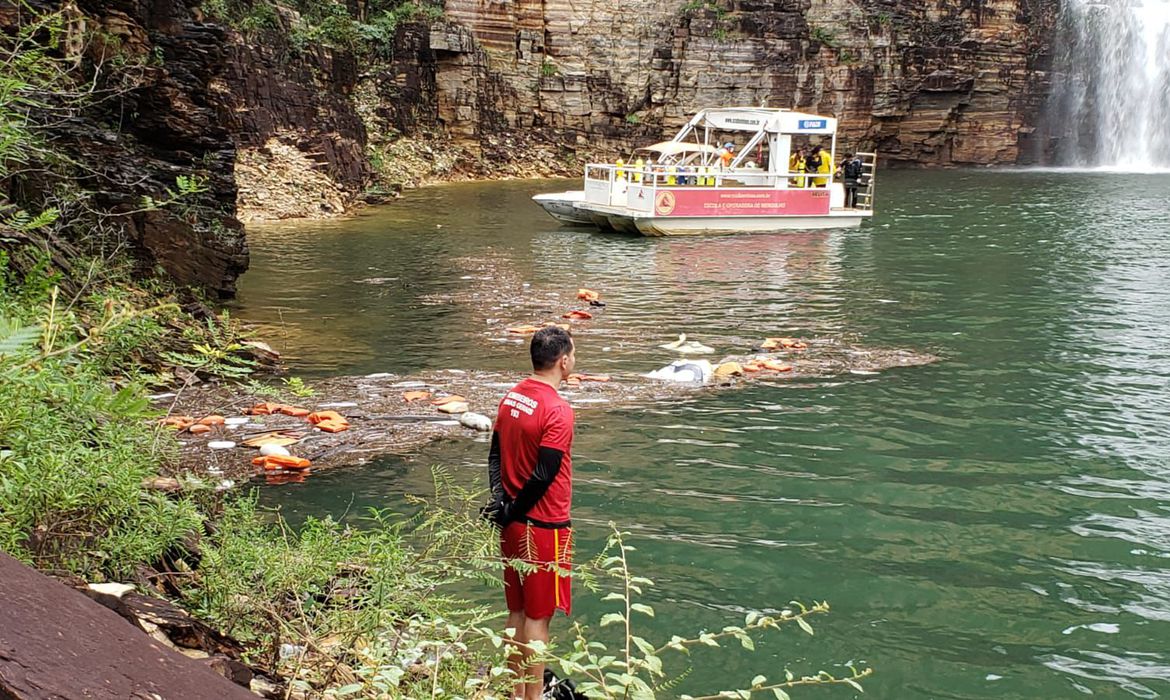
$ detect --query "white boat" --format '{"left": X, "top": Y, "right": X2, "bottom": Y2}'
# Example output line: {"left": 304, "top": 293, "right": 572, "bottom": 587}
{"left": 532, "top": 107, "right": 876, "bottom": 236}
{"left": 531, "top": 191, "right": 592, "bottom": 225}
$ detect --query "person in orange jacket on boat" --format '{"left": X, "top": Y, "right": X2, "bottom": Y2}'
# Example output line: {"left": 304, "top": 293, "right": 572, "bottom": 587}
{"left": 483, "top": 326, "right": 577, "bottom": 700}
{"left": 717, "top": 142, "right": 736, "bottom": 168}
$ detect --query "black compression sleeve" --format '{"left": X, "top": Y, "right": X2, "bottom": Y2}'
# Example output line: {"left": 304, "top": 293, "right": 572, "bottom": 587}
{"left": 487, "top": 432, "right": 503, "bottom": 498}
{"left": 508, "top": 446, "right": 564, "bottom": 521}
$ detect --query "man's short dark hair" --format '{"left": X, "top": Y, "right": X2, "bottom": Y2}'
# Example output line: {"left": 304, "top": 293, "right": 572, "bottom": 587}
{"left": 531, "top": 327, "right": 573, "bottom": 371}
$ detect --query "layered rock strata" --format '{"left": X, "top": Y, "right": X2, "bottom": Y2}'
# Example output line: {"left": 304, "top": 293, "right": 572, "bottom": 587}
{"left": 435, "top": 0, "right": 1058, "bottom": 166}
{"left": 3, "top": 0, "right": 249, "bottom": 296}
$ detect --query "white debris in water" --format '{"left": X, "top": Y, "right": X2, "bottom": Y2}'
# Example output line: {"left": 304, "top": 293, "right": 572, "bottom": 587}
{"left": 849, "top": 369, "right": 879, "bottom": 375}
{"left": 986, "top": 675, "right": 1003, "bottom": 681}
{"left": 366, "top": 372, "right": 395, "bottom": 379}
{"left": 459, "top": 412, "right": 493, "bottom": 431}
{"left": 1061, "top": 623, "right": 1120, "bottom": 635}
{"left": 646, "top": 359, "right": 713, "bottom": 384}
{"left": 445, "top": 369, "right": 467, "bottom": 374}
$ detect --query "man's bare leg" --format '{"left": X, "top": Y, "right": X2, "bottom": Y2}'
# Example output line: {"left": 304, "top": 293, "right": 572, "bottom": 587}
{"left": 505, "top": 610, "right": 528, "bottom": 699}
{"left": 522, "top": 615, "right": 552, "bottom": 700}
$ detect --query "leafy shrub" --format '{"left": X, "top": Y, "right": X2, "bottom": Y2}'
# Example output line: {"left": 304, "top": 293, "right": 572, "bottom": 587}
{"left": 0, "top": 302, "right": 201, "bottom": 579}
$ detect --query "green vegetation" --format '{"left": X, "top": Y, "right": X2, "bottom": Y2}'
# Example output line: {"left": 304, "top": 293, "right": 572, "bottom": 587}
{"left": 549, "top": 527, "right": 872, "bottom": 699}
{"left": 680, "top": 0, "right": 733, "bottom": 41}
{"left": 158, "top": 311, "right": 259, "bottom": 379}
{"left": 809, "top": 26, "right": 838, "bottom": 47}
{"left": 202, "top": 0, "right": 445, "bottom": 59}
{"left": 541, "top": 59, "right": 560, "bottom": 77}
{"left": 0, "top": 289, "right": 200, "bottom": 577}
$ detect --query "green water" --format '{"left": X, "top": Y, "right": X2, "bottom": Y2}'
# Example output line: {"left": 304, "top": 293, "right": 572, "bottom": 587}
{"left": 236, "top": 171, "right": 1170, "bottom": 698}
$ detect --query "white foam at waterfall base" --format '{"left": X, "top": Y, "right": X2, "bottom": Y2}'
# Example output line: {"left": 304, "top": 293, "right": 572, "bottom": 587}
{"left": 1047, "top": 0, "right": 1170, "bottom": 169}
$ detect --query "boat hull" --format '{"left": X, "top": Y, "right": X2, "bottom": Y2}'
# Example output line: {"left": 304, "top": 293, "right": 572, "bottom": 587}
{"left": 570, "top": 199, "right": 870, "bottom": 236}
{"left": 634, "top": 211, "right": 870, "bottom": 236}
{"left": 532, "top": 192, "right": 593, "bottom": 225}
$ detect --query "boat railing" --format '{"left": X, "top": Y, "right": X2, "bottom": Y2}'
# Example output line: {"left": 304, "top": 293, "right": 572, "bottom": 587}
{"left": 585, "top": 158, "right": 878, "bottom": 212}
{"left": 586, "top": 163, "right": 843, "bottom": 190}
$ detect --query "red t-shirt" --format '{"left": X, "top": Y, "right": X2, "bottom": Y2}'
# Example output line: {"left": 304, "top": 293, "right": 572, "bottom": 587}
{"left": 496, "top": 378, "right": 574, "bottom": 523}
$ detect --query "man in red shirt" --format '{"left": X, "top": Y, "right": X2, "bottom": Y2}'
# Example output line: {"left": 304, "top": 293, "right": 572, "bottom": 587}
{"left": 486, "top": 326, "right": 576, "bottom": 700}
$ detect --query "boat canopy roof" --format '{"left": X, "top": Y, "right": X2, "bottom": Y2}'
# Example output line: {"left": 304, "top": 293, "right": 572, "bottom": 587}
{"left": 688, "top": 107, "right": 837, "bottom": 135}
{"left": 635, "top": 141, "right": 719, "bottom": 156}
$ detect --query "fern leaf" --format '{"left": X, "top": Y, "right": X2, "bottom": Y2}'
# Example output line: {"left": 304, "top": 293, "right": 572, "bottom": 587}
{"left": 0, "top": 317, "right": 42, "bottom": 359}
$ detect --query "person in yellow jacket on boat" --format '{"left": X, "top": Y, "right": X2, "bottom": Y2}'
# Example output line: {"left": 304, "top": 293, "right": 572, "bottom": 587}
{"left": 808, "top": 145, "right": 830, "bottom": 187}
{"left": 789, "top": 147, "right": 806, "bottom": 188}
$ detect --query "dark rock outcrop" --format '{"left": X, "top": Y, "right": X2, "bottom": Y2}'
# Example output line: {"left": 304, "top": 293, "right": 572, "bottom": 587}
{"left": 2, "top": 0, "right": 248, "bottom": 297}
{"left": 0, "top": 552, "right": 256, "bottom": 699}
{"left": 217, "top": 34, "right": 372, "bottom": 220}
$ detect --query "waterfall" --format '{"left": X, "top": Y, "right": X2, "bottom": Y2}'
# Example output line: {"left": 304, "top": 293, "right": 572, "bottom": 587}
{"left": 1046, "top": 0, "right": 1170, "bottom": 170}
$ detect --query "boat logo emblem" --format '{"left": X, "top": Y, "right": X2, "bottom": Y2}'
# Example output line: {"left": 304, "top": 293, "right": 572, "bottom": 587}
{"left": 654, "top": 191, "right": 676, "bottom": 215}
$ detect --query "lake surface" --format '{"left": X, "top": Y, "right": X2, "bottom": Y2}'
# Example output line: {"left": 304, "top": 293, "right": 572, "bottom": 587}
{"left": 235, "top": 171, "right": 1170, "bottom": 698}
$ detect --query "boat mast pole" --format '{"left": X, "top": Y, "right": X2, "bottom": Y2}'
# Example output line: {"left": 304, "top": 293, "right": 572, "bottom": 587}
{"left": 729, "top": 127, "right": 767, "bottom": 169}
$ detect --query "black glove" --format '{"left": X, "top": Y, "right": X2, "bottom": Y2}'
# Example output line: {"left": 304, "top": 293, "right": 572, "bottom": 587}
{"left": 480, "top": 492, "right": 513, "bottom": 528}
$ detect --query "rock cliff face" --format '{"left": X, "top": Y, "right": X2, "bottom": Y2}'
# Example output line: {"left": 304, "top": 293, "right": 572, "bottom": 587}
{"left": 216, "top": 36, "right": 371, "bottom": 221}
{"left": 217, "top": 0, "right": 1060, "bottom": 225}
{"left": 3, "top": 0, "right": 249, "bottom": 297}
{"left": 432, "top": 0, "right": 1058, "bottom": 166}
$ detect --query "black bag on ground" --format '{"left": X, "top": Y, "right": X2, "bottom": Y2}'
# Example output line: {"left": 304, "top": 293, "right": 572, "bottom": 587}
{"left": 544, "top": 669, "right": 589, "bottom": 700}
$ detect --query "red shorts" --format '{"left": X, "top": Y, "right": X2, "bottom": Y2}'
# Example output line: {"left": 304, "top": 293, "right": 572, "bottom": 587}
{"left": 501, "top": 521, "right": 572, "bottom": 619}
